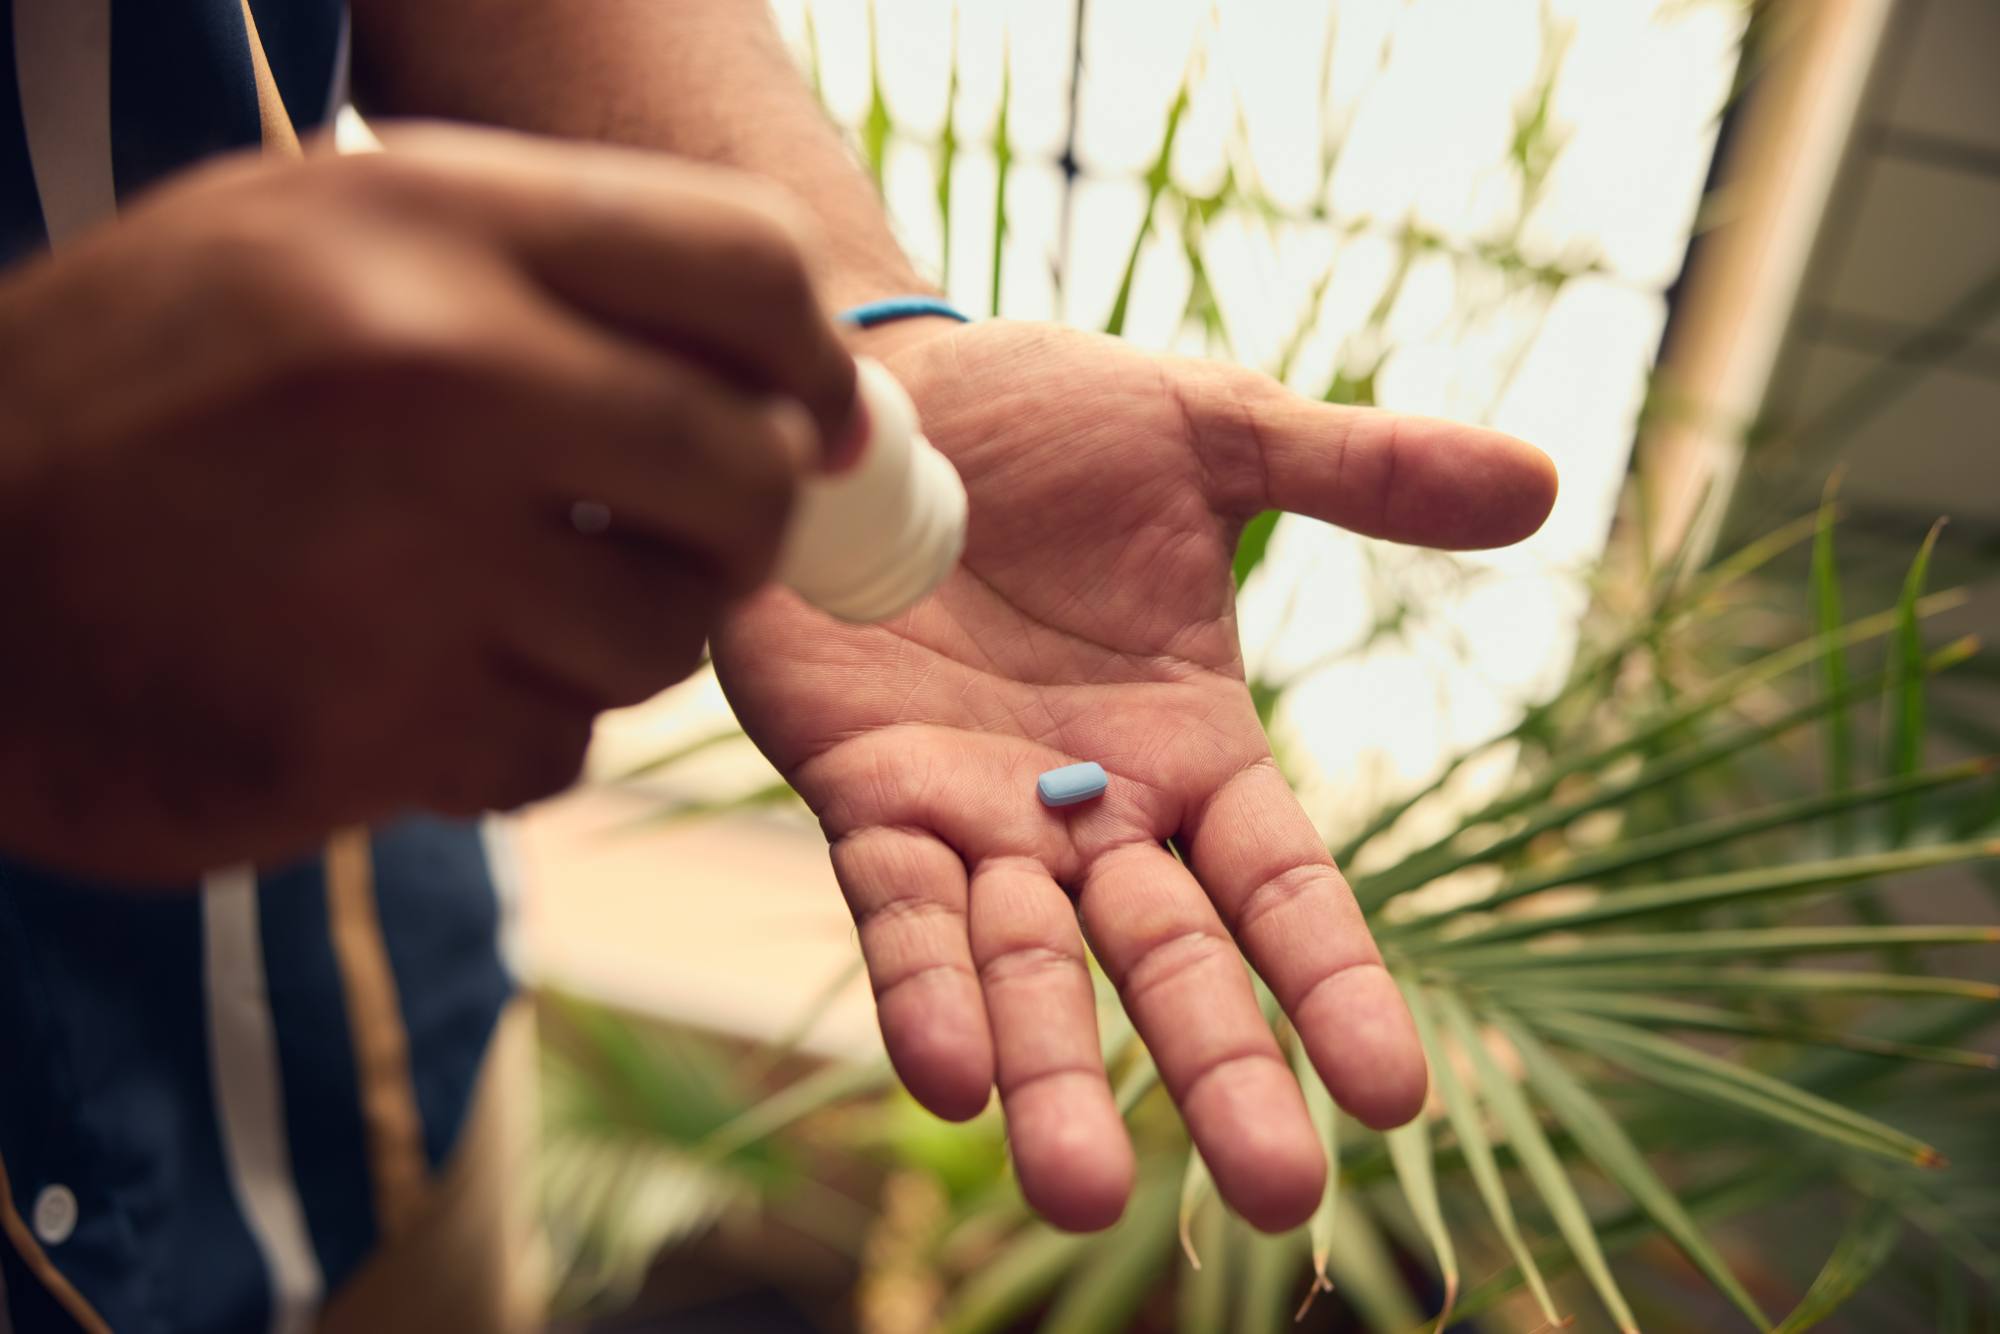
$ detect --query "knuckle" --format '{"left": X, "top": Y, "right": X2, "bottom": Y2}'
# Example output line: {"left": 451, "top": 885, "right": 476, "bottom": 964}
{"left": 1176, "top": 363, "right": 1276, "bottom": 514}
{"left": 291, "top": 275, "right": 510, "bottom": 406}
{"left": 323, "top": 147, "right": 460, "bottom": 216}
{"left": 855, "top": 889, "right": 963, "bottom": 936}
{"left": 1120, "top": 929, "right": 1232, "bottom": 1005}
{"left": 834, "top": 827, "right": 960, "bottom": 891}
{"left": 978, "top": 942, "right": 1080, "bottom": 989}
{"left": 873, "top": 958, "right": 976, "bottom": 1005}
{"left": 227, "top": 169, "right": 511, "bottom": 382}
{"left": 306, "top": 259, "right": 476, "bottom": 364}
{"left": 1180, "top": 1049, "right": 1282, "bottom": 1107}
{"left": 1292, "top": 958, "right": 1390, "bottom": 1022}
{"left": 163, "top": 167, "right": 454, "bottom": 356}
{"left": 1232, "top": 863, "right": 1329, "bottom": 935}
{"left": 178, "top": 193, "right": 332, "bottom": 309}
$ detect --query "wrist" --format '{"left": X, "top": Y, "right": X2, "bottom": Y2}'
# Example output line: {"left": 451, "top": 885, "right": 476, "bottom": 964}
{"left": 836, "top": 295, "right": 970, "bottom": 363}
{"left": 843, "top": 313, "right": 964, "bottom": 362}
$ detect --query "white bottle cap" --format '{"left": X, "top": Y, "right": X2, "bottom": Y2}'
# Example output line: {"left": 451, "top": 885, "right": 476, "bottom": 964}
{"left": 774, "top": 358, "right": 968, "bottom": 623}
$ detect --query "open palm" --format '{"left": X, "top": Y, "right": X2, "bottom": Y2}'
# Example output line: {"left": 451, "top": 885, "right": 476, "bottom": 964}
{"left": 713, "top": 320, "right": 1557, "bottom": 1232}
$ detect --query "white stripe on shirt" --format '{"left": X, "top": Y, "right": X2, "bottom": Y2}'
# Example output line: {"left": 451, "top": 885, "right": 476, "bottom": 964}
{"left": 12, "top": 0, "right": 116, "bottom": 246}
{"left": 323, "top": 3, "right": 352, "bottom": 127}
{"left": 202, "top": 866, "right": 324, "bottom": 1334}
{"left": 479, "top": 815, "right": 529, "bottom": 986}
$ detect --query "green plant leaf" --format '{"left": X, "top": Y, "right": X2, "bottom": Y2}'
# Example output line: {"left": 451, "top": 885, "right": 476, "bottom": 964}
{"left": 1499, "top": 1013, "right": 1772, "bottom": 1330}
{"left": 1384, "top": 1113, "right": 1459, "bottom": 1328}
{"left": 541, "top": 1132, "right": 748, "bottom": 1314}
{"left": 1334, "top": 510, "right": 1861, "bottom": 869}
{"left": 935, "top": 7, "right": 958, "bottom": 278}
{"left": 1233, "top": 509, "right": 1280, "bottom": 589}
{"left": 1773, "top": 1203, "right": 1903, "bottom": 1333}
{"left": 1811, "top": 493, "right": 1853, "bottom": 848}
{"left": 1507, "top": 991, "right": 1999, "bottom": 1069}
{"left": 1178, "top": 193, "right": 1232, "bottom": 354}
{"left": 1434, "top": 922, "right": 2000, "bottom": 971}
{"left": 860, "top": 0, "right": 891, "bottom": 186}
{"left": 1435, "top": 760, "right": 1994, "bottom": 918}
{"left": 537, "top": 1000, "right": 792, "bottom": 1310}
{"left": 1454, "top": 1165, "right": 1814, "bottom": 1322}
{"left": 1435, "top": 839, "right": 2000, "bottom": 946}
{"left": 1324, "top": 1201, "right": 1424, "bottom": 1334}
{"left": 940, "top": 1224, "right": 1092, "bottom": 1334}
{"left": 1785, "top": 997, "right": 2000, "bottom": 1096}
{"left": 1934, "top": 1253, "right": 1974, "bottom": 1333}
{"left": 1426, "top": 591, "right": 1965, "bottom": 842}
{"left": 605, "top": 727, "right": 747, "bottom": 783}
{"left": 540, "top": 994, "right": 752, "bottom": 1148}
{"left": 698, "top": 1057, "right": 893, "bottom": 1161}
{"left": 1366, "top": 639, "right": 1979, "bottom": 907}
{"left": 1289, "top": 1034, "right": 1340, "bottom": 1316}
{"left": 1886, "top": 520, "right": 1947, "bottom": 840}
{"left": 1042, "top": 1168, "right": 1178, "bottom": 1334}
{"left": 1177, "top": 1147, "right": 1212, "bottom": 1269}
{"left": 1435, "top": 989, "right": 1639, "bottom": 1332}
{"left": 620, "top": 779, "right": 803, "bottom": 831}
{"left": 1104, "top": 73, "right": 1191, "bottom": 337}
{"left": 1697, "top": 508, "right": 1828, "bottom": 600}
{"left": 1481, "top": 965, "right": 2000, "bottom": 1001}
{"left": 1176, "top": 1192, "right": 1231, "bottom": 1333}
{"left": 1237, "top": 1220, "right": 1308, "bottom": 1334}
{"left": 1274, "top": 260, "right": 1336, "bottom": 383}
{"left": 740, "top": 955, "right": 867, "bottom": 1082}
{"left": 988, "top": 46, "right": 1011, "bottom": 317}
{"left": 1114, "top": 1052, "right": 1160, "bottom": 1116}
{"left": 1401, "top": 983, "right": 1563, "bottom": 1326}
{"left": 1532, "top": 1011, "right": 1942, "bottom": 1166}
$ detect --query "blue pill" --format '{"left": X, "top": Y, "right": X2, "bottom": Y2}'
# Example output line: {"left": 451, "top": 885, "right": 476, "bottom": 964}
{"left": 1037, "top": 761, "right": 1108, "bottom": 808}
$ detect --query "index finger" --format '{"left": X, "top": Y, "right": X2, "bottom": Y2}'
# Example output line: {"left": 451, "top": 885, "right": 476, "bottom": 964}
{"left": 1181, "top": 759, "right": 1429, "bottom": 1130}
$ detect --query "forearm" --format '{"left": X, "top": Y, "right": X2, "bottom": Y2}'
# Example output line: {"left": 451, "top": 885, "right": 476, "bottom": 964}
{"left": 348, "top": 0, "right": 928, "bottom": 312}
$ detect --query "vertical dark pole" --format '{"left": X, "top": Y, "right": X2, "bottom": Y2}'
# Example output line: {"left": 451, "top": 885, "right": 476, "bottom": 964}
{"left": 1055, "top": 0, "right": 1086, "bottom": 299}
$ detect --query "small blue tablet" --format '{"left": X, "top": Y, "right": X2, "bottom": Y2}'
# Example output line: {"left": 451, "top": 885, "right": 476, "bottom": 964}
{"left": 1037, "top": 761, "right": 1109, "bottom": 808}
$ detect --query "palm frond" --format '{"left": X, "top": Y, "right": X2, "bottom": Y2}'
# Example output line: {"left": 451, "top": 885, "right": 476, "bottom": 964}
{"left": 1501, "top": 1013, "right": 1771, "bottom": 1329}
{"left": 1436, "top": 987, "right": 1640, "bottom": 1332}
{"left": 1774, "top": 1203, "right": 1903, "bottom": 1333}
{"left": 1530, "top": 1010, "right": 1944, "bottom": 1166}
{"left": 1403, "top": 982, "right": 1565, "bottom": 1326}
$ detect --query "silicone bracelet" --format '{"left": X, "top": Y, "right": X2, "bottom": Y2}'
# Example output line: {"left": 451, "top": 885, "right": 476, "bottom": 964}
{"left": 838, "top": 296, "right": 973, "bottom": 329}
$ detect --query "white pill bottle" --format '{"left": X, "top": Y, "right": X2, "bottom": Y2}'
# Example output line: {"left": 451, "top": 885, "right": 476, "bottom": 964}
{"left": 774, "top": 357, "right": 968, "bottom": 622}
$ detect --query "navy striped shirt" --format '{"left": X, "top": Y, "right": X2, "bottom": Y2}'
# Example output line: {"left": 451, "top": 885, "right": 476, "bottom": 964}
{"left": 0, "top": 5, "right": 515, "bottom": 1330}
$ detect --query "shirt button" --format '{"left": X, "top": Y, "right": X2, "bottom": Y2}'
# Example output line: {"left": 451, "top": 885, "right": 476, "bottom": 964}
{"left": 32, "top": 1184, "right": 77, "bottom": 1246}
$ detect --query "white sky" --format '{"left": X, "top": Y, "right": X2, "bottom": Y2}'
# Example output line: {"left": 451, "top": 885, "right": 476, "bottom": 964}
{"left": 614, "top": 0, "right": 1745, "bottom": 851}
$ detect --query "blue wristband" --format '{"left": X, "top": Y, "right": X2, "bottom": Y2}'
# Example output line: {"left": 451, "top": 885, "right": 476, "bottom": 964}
{"left": 838, "top": 296, "right": 972, "bottom": 329}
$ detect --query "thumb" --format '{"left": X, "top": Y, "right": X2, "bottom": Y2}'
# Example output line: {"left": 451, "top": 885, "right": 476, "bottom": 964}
{"left": 1181, "top": 361, "right": 1559, "bottom": 551}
